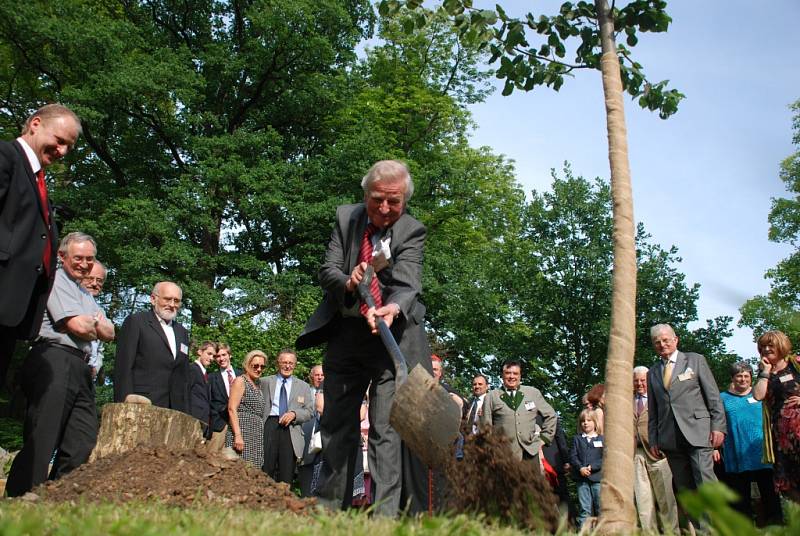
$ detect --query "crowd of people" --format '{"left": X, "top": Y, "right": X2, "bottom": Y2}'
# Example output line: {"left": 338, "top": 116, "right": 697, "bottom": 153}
{"left": 2, "top": 104, "right": 799, "bottom": 532}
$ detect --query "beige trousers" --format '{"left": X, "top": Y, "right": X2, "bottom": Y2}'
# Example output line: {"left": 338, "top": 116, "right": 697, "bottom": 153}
{"left": 634, "top": 447, "right": 679, "bottom": 533}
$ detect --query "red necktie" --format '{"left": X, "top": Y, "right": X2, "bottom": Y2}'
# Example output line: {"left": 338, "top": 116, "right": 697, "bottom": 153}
{"left": 227, "top": 369, "right": 234, "bottom": 392}
{"left": 36, "top": 170, "right": 52, "bottom": 275}
{"left": 358, "top": 223, "right": 383, "bottom": 317}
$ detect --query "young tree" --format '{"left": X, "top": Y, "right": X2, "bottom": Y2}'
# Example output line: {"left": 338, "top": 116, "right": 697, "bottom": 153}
{"left": 740, "top": 99, "right": 800, "bottom": 346}
{"left": 380, "top": 0, "right": 683, "bottom": 531}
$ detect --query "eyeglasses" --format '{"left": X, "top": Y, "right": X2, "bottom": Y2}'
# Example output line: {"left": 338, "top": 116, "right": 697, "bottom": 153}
{"left": 251, "top": 364, "right": 265, "bottom": 371}
{"left": 154, "top": 295, "right": 182, "bottom": 305}
{"left": 83, "top": 277, "right": 105, "bottom": 285}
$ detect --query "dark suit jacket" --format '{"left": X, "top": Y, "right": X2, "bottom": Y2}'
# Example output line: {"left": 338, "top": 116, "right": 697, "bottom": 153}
{"left": 296, "top": 203, "right": 430, "bottom": 369}
{"left": 209, "top": 368, "right": 241, "bottom": 432}
{"left": 113, "top": 309, "right": 191, "bottom": 412}
{"left": 0, "top": 140, "right": 58, "bottom": 336}
{"left": 189, "top": 361, "right": 211, "bottom": 437}
{"left": 647, "top": 351, "right": 726, "bottom": 450}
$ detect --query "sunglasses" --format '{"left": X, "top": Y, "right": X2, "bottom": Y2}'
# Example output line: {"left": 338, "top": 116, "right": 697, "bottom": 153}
{"left": 251, "top": 364, "right": 265, "bottom": 371}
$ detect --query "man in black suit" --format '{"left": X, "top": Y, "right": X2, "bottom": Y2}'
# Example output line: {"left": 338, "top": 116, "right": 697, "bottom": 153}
{"left": 189, "top": 341, "right": 216, "bottom": 437}
{"left": 113, "top": 281, "right": 191, "bottom": 412}
{"left": 208, "top": 343, "right": 240, "bottom": 448}
{"left": 0, "top": 104, "right": 80, "bottom": 388}
{"left": 296, "top": 160, "right": 432, "bottom": 515}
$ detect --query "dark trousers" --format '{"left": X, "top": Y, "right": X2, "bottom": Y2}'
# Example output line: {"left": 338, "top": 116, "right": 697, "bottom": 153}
{"left": 263, "top": 416, "right": 295, "bottom": 484}
{"left": 315, "top": 317, "right": 430, "bottom": 516}
{"left": 728, "top": 469, "right": 783, "bottom": 525}
{"left": 6, "top": 344, "right": 97, "bottom": 496}
{"left": 0, "top": 275, "right": 49, "bottom": 389}
{"left": 0, "top": 328, "right": 16, "bottom": 390}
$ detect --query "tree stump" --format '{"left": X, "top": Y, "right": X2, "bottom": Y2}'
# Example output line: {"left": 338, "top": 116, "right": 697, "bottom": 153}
{"left": 89, "top": 402, "right": 203, "bottom": 462}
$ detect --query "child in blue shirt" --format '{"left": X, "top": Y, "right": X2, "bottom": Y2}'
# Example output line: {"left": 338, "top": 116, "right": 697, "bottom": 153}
{"left": 570, "top": 408, "right": 604, "bottom": 529}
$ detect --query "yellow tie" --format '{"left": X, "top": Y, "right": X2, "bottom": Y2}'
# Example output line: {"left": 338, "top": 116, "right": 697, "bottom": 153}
{"left": 662, "top": 361, "right": 674, "bottom": 387}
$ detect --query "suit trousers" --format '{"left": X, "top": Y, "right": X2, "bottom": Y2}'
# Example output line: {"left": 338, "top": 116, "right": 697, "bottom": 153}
{"left": 0, "top": 275, "right": 49, "bottom": 387}
{"left": 664, "top": 426, "right": 716, "bottom": 492}
{"left": 316, "top": 317, "right": 404, "bottom": 515}
{"left": 263, "top": 416, "right": 296, "bottom": 484}
{"left": 6, "top": 344, "right": 97, "bottom": 496}
{"left": 633, "top": 448, "right": 679, "bottom": 533}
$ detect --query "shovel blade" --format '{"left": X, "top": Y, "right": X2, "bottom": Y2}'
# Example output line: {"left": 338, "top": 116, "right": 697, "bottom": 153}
{"left": 389, "top": 364, "right": 462, "bottom": 468}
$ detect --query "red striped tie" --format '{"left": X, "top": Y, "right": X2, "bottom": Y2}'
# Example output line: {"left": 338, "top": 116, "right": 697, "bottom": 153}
{"left": 358, "top": 223, "right": 382, "bottom": 316}
{"left": 36, "top": 169, "right": 52, "bottom": 275}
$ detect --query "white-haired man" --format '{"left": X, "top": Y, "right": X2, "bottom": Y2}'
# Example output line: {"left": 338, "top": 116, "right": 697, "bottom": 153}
{"left": 114, "top": 281, "right": 191, "bottom": 411}
{"left": 297, "top": 160, "right": 432, "bottom": 515}
{"left": 647, "top": 324, "right": 726, "bottom": 493}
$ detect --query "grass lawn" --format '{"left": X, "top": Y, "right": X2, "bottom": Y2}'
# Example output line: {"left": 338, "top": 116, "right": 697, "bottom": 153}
{"left": 0, "top": 501, "right": 533, "bottom": 536}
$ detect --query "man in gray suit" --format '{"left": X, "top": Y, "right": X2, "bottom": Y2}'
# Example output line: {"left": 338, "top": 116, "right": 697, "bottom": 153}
{"left": 296, "top": 160, "right": 432, "bottom": 515}
{"left": 480, "top": 359, "right": 557, "bottom": 466}
{"left": 261, "top": 348, "right": 314, "bottom": 484}
{"left": 647, "top": 323, "right": 726, "bottom": 492}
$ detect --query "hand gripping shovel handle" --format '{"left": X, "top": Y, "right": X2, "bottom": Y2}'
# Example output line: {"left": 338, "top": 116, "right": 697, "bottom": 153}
{"left": 357, "top": 266, "right": 409, "bottom": 384}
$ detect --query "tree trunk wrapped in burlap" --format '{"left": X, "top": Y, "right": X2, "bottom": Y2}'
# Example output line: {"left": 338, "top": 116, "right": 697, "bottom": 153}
{"left": 89, "top": 397, "right": 203, "bottom": 462}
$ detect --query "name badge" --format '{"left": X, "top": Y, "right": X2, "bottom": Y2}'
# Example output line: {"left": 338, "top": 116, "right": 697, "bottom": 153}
{"left": 780, "top": 374, "right": 793, "bottom": 383}
{"left": 179, "top": 343, "right": 189, "bottom": 355}
{"left": 747, "top": 397, "right": 758, "bottom": 404}
{"left": 524, "top": 401, "right": 536, "bottom": 411}
{"left": 593, "top": 440, "right": 603, "bottom": 448}
{"left": 297, "top": 396, "right": 304, "bottom": 404}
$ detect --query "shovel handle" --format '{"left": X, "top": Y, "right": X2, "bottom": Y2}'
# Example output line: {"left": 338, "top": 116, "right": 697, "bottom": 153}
{"left": 357, "top": 266, "right": 409, "bottom": 383}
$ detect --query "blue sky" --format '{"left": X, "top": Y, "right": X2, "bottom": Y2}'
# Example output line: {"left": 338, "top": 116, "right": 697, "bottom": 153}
{"left": 466, "top": 0, "right": 800, "bottom": 359}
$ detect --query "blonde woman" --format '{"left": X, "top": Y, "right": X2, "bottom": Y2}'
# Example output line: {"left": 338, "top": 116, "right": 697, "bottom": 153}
{"left": 226, "top": 350, "right": 267, "bottom": 467}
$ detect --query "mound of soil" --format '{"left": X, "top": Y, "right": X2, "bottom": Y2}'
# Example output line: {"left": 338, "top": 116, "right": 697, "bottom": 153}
{"left": 444, "top": 429, "right": 560, "bottom": 533}
{"left": 34, "top": 446, "right": 315, "bottom": 512}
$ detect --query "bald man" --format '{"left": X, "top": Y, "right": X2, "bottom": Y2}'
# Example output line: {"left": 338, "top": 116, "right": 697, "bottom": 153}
{"left": 0, "top": 104, "right": 81, "bottom": 387}
{"left": 113, "top": 281, "right": 191, "bottom": 412}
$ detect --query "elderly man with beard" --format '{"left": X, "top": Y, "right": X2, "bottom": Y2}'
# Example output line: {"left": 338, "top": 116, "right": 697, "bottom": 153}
{"left": 6, "top": 232, "right": 114, "bottom": 496}
{"left": 113, "top": 281, "right": 191, "bottom": 412}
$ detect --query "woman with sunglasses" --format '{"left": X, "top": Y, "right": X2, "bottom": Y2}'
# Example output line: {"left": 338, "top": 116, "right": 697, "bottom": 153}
{"left": 226, "top": 350, "right": 267, "bottom": 467}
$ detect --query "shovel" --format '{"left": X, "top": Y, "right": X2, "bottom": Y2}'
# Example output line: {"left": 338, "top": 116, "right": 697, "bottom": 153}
{"left": 357, "top": 266, "right": 462, "bottom": 468}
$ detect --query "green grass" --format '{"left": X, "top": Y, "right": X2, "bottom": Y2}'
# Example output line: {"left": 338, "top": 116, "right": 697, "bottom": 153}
{"left": 0, "top": 418, "right": 22, "bottom": 452}
{"left": 0, "top": 502, "right": 531, "bottom": 536}
{"left": 2, "top": 481, "right": 798, "bottom": 535}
